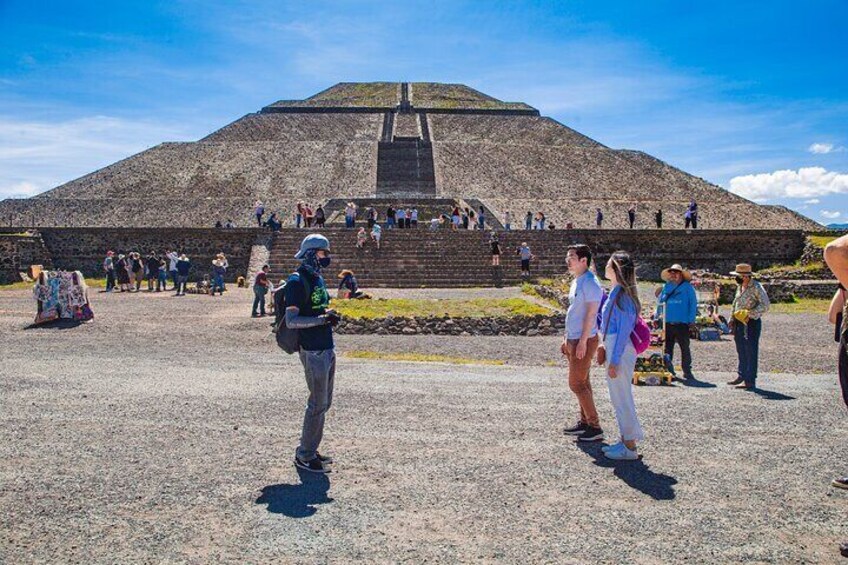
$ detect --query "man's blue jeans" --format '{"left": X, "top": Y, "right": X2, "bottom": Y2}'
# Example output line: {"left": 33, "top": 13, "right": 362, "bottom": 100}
{"left": 252, "top": 285, "right": 266, "bottom": 315}
{"left": 734, "top": 317, "right": 762, "bottom": 386}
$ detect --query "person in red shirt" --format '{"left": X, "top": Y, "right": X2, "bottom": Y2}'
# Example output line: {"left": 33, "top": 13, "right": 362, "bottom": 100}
{"left": 252, "top": 264, "right": 270, "bottom": 317}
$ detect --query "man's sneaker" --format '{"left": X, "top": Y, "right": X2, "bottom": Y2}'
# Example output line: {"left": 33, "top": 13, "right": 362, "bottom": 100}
{"left": 832, "top": 476, "right": 848, "bottom": 490}
{"left": 602, "top": 441, "right": 624, "bottom": 453}
{"left": 316, "top": 452, "right": 334, "bottom": 465}
{"left": 563, "top": 421, "right": 587, "bottom": 435}
{"left": 577, "top": 426, "right": 604, "bottom": 442}
{"left": 604, "top": 444, "right": 639, "bottom": 460}
{"left": 294, "top": 456, "right": 330, "bottom": 474}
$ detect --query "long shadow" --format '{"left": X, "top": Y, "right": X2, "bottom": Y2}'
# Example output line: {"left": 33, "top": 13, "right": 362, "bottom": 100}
{"left": 674, "top": 375, "right": 717, "bottom": 389}
{"left": 23, "top": 319, "right": 83, "bottom": 330}
{"left": 576, "top": 442, "right": 677, "bottom": 500}
{"left": 749, "top": 386, "right": 795, "bottom": 401}
{"left": 256, "top": 469, "right": 333, "bottom": 518}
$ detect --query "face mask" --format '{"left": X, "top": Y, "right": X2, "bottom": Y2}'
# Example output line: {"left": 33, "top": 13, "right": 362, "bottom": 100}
{"left": 318, "top": 256, "right": 332, "bottom": 268}
{"left": 735, "top": 276, "right": 744, "bottom": 284}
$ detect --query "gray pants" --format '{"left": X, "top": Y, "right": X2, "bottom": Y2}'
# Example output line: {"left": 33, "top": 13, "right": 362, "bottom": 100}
{"left": 296, "top": 348, "right": 336, "bottom": 461}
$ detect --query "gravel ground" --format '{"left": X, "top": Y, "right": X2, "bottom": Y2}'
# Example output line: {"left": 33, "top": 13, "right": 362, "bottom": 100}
{"left": 1, "top": 287, "right": 846, "bottom": 564}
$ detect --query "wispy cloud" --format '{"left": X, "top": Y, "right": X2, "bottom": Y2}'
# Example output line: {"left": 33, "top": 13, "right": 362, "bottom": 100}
{"left": 804, "top": 198, "right": 820, "bottom": 204}
{"left": 808, "top": 142, "right": 845, "bottom": 154}
{"left": 729, "top": 167, "right": 848, "bottom": 201}
{"left": 821, "top": 210, "right": 842, "bottom": 219}
{"left": 0, "top": 116, "right": 195, "bottom": 198}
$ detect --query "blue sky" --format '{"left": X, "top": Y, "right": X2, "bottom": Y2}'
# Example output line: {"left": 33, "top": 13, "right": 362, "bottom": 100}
{"left": 1, "top": 0, "right": 846, "bottom": 223}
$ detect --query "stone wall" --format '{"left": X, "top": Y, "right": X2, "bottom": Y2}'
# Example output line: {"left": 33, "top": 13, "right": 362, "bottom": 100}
{"left": 0, "top": 234, "right": 52, "bottom": 284}
{"left": 335, "top": 313, "right": 564, "bottom": 336}
{"left": 36, "top": 228, "right": 258, "bottom": 282}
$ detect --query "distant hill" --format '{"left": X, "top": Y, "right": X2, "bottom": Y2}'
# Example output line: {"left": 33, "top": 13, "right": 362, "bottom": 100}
{"left": 827, "top": 223, "right": 848, "bottom": 230}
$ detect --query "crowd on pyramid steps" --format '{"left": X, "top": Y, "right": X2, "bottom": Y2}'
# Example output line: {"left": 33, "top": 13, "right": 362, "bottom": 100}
{"left": 246, "top": 199, "right": 702, "bottom": 232}
{"left": 101, "top": 249, "right": 230, "bottom": 297}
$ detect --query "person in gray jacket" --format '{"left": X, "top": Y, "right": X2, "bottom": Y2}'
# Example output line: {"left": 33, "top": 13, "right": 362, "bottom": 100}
{"left": 285, "top": 234, "right": 341, "bottom": 474}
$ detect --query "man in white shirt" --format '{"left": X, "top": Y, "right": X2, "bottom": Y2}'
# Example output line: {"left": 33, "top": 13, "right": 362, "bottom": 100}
{"left": 166, "top": 250, "right": 179, "bottom": 291}
{"left": 561, "top": 244, "right": 605, "bottom": 442}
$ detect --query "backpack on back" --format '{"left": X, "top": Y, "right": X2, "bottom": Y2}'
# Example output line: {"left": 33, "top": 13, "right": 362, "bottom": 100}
{"left": 272, "top": 272, "right": 311, "bottom": 354}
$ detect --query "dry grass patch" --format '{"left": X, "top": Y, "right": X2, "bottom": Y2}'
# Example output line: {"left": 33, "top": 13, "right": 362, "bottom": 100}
{"left": 344, "top": 350, "right": 506, "bottom": 366}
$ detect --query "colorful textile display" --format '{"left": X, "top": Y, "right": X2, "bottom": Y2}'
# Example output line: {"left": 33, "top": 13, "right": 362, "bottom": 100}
{"left": 32, "top": 271, "right": 93, "bottom": 324}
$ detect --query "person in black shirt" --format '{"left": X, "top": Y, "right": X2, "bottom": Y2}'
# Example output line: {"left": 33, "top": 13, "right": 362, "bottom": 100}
{"left": 655, "top": 209, "right": 663, "bottom": 229}
{"left": 285, "top": 234, "right": 341, "bottom": 474}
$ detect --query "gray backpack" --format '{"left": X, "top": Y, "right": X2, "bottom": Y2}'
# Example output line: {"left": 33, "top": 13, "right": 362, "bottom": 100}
{"left": 272, "top": 273, "right": 311, "bottom": 354}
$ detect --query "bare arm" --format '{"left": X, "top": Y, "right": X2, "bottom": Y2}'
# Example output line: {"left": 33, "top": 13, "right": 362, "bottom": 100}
{"left": 824, "top": 234, "right": 848, "bottom": 289}
{"left": 828, "top": 287, "right": 845, "bottom": 325}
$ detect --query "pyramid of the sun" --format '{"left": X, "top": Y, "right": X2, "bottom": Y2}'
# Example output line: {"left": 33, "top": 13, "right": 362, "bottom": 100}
{"left": 0, "top": 82, "right": 820, "bottom": 229}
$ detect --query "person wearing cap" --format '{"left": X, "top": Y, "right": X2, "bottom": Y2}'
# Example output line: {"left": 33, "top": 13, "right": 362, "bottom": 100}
{"left": 286, "top": 234, "right": 341, "bottom": 474}
{"left": 658, "top": 264, "right": 698, "bottom": 380}
{"left": 728, "top": 263, "right": 770, "bottom": 389}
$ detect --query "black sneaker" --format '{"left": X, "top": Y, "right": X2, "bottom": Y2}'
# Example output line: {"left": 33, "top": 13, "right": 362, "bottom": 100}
{"left": 294, "top": 456, "right": 330, "bottom": 474}
{"left": 316, "top": 452, "right": 334, "bottom": 465}
{"left": 577, "top": 426, "right": 604, "bottom": 442}
{"left": 563, "top": 421, "right": 587, "bottom": 435}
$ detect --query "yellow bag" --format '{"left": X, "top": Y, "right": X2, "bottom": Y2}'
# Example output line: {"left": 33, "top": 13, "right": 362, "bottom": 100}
{"left": 733, "top": 309, "right": 750, "bottom": 324}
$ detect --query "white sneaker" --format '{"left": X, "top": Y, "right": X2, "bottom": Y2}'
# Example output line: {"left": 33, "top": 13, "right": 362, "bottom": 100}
{"left": 604, "top": 444, "right": 639, "bottom": 461}
{"left": 602, "top": 441, "right": 624, "bottom": 453}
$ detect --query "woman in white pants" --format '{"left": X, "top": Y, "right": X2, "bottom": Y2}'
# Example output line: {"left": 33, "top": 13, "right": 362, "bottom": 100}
{"left": 597, "top": 250, "right": 644, "bottom": 460}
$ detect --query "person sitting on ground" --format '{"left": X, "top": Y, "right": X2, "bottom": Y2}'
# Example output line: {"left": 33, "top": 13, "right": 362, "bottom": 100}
{"left": 266, "top": 213, "right": 281, "bottom": 232}
{"left": 356, "top": 227, "right": 367, "bottom": 248}
{"left": 430, "top": 217, "right": 441, "bottom": 230}
{"left": 658, "top": 264, "right": 697, "bottom": 380}
{"left": 215, "top": 220, "right": 223, "bottom": 229}
{"left": 370, "top": 223, "right": 381, "bottom": 249}
{"left": 338, "top": 269, "right": 366, "bottom": 299}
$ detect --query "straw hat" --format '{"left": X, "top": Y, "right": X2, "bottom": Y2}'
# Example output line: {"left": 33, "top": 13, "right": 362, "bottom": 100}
{"left": 660, "top": 264, "right": 692, "bottom": 281}
{"left": 730, "top": 263, "right": 756, "bottom": 277}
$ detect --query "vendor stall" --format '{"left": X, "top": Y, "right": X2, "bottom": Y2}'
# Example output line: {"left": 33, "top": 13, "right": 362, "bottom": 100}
{"left": 33, "top": 270, "right": 93, "bottom": 325}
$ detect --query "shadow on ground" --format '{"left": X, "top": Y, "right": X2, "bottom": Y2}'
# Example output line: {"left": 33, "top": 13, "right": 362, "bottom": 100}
{"left": 256, "top": 469, "right": 333, "bottom": 518}
{"left": 23, "top": 319, "right": 84, "bottom": 330}
{"left": 750, "top": 387, "right": 796, "bottom": 401}
{"left": 674, "top": 375, "right": 717, "bottom": 388}
{"left": 576, "top": 442, "right": 677, "bottom": 500}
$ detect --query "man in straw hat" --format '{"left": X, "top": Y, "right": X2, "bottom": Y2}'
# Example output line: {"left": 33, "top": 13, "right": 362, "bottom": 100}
{"left": 658, "top": 264, "right": 698, "bottom": 380}
{"left": 727, "top": 263, "right": 770, "bottom": 390}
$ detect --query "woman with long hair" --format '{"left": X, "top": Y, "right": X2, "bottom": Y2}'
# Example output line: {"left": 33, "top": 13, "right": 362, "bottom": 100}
{"left": 597, "top": 250, "right": 644, "bottom": 460}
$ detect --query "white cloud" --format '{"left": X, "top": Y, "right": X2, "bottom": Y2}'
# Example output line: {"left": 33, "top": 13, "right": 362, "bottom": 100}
{"left": 0, "top": 115, "right": 196, "bottom": 199}
{"left": 821, "top": 210, "right": 842, "bottom": 219}
{"left": 804, "top": 198, "right": 820, "bottom": 204}
{"left": 728, "top": 167, "right": 848, "bottom": 200}
{"left": 809, "top": 142, "right": 834, "bottom": 154}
